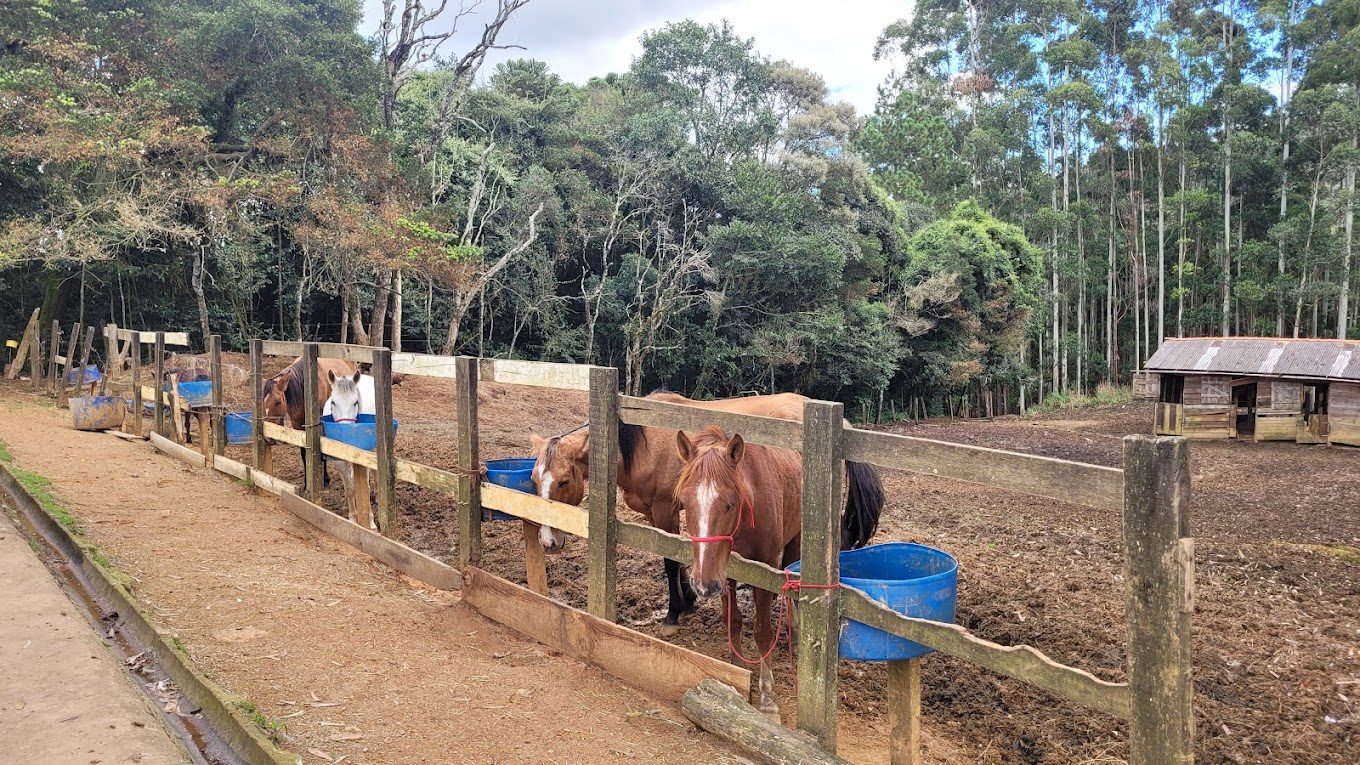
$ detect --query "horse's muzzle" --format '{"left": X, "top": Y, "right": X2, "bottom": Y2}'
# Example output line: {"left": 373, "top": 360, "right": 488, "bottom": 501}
{"left": 690, "top": 578, "right": 724, "bottom": 599}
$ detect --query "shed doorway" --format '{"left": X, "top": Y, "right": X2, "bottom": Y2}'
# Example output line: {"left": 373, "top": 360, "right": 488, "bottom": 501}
{"left": 1300, "top": 383, "right": 1330, "bottom": 443}
{"left": 1232, "top": 382, "right": 1258, "bottom": 439}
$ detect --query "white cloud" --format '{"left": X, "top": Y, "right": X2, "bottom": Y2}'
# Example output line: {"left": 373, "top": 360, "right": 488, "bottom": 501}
{"left": 360, "top": 0, "right": 911, "bottom": 116}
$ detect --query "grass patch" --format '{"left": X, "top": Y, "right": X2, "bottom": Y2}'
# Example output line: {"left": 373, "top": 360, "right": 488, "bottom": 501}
{"left": 1026, "top": 383, "right": 1132, "bottom": 416}
{"left": 8, "top": 465, "right": 82, "bottom": 535}
{"left": 0, "top": 439, "right": 11, "bottom": 463}
{"left": 235, "top": 699, "right": 287, "bottom": 740}
{"left": 171, "top": 636, "right": 187, "bottom": 652}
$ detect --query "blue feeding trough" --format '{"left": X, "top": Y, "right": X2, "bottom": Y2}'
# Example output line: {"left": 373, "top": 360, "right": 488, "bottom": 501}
{"left": 225, "top": 411, "right": 253, "bottom": 445}
{"left": 788, "top": 542, "right": 958, "bottom": 662}
{"left": 65, "top": 364, "right": 102, "bottom": 386}
{"left": 320, "top": 413, "right": 398, "bottom": 451}
{"left": 483, "top": 457, "right": 537, "bottom": 521}
{"left": 163, "top": 379, "right": 213, "bottom": 407}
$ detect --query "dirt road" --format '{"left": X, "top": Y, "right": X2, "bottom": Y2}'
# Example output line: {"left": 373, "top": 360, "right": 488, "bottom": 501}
{"left": 0, "top": 506, "right": 190, "bottom": 764}
{"left": 0, "top": 390, "right": 739, "bottom": 764}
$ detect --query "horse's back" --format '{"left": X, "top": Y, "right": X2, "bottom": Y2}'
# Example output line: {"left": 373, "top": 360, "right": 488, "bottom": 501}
{"left": 647, "top": 391, "right": 809, "bottom": 421}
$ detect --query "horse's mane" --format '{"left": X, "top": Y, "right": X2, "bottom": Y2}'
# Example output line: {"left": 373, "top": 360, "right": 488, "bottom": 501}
{"left": 675, "top": 426, "right": 745, "bottom": 501}
{"left": 264, "top": 359, "right": 305, "bottom": 412}
{"left": 544, "top": 418, "right": 642, "bottom": 476}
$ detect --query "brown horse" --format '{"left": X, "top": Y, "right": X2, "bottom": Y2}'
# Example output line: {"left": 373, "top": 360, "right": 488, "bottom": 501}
{"left": 674, "top": 426, "right": 804, "bottom": 719}
{"left": 529, "top": 390, "right": 883, "bottom": 634}
{"left": 262, "top": 356, "right": 356, "bottom": 489}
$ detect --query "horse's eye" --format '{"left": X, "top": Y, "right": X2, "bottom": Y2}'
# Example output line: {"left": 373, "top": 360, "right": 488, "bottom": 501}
{"left": 557, "top": 479, "right": 569, "bottom": 488}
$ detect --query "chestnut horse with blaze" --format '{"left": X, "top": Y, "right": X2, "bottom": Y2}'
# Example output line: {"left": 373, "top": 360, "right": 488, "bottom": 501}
{"left": 262, "top": 356, "right": 356, "bottom": 490}
{"left": 529, "top": 391, "right": 883, "bottom": 635}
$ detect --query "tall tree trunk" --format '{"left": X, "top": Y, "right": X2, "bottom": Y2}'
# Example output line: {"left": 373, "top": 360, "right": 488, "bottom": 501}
{"left": 347, "top": 283, "right": 370, "bottom": 346}
{"left": 1340, "top": 131, "right": 1356, "bottom": 339}
{"left": 192, "top": 247, "right": 211, "bottom": 346}
{"left": 1178, "top": 150, "right": 1187, "bottom": 336}
{"left": 392, "top": 270, "right": 404, "bottom": 353}
{"left": 1220, "top": 7, "right": 1233, "bottom": 337}
{"left": 1276, "top": 6, "right": 1295, "bottom": 336}
{"left": 369, "top": 268, "right": 392, "bottom": 348}
{"left": 1157, "top": 105, "right": 1167, "bottom": 346}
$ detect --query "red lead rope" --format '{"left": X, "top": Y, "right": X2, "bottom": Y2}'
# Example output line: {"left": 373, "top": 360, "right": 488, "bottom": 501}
{"left": 687, "top": 490, "right": 840, "bottom": 667}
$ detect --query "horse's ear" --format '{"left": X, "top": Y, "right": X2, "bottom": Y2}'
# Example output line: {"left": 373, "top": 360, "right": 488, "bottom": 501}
{"left": 327, "top": 369, "right": 336, "bottom": 384}
{"left": 529, "top": 432, "right": 547, "bottom": 454}
{"left": 676, "top": 430, "right": 696, "bottom": 462}
{"left": 726, "top": 434, "right": 745, "bottom": 467}
{"left": 352, "top": 369, "right": 362, "bottom": 384}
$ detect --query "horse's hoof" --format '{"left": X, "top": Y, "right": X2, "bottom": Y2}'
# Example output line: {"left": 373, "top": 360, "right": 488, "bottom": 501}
{"left": 758, "top": 704, "right": 781, "bottom": 723}
{"left": 658, "top": 621, "right": 680, "bottom": 637}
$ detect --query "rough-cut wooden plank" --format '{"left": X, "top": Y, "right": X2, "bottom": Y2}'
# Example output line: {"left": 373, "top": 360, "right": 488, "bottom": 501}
{"left": 46, "top": 320, "right": 60, "bottom": 396}
{"left": 478, "top": 357, "right": 593, "bottom": 391}
{"left": 5, "top": 308, "right": 39, "bottom": 379}
{"left": 1253, "top": 413, "right": 1298, "bottom": 442}
{"left": 209, "top": 334, "right": 224, "bottom": 457}
{"left": 373, "top": 349, "right": 396, "bottom": 536}
{"left": 839, "top": 588, "right": 1131, "bottom": 719}
{"left": 1122, "top": 435, "right": 1194, "bottom": 765}
{"left": 796, "top": 400, "right": 843, "bottom": 749}
{"left": 59, "top": 323, "right": 80, "bottom": 406}
{"left": 456, "top": 356, "right": 481, "bottom": 567}
{"left": 617, "top": 521, "right": 787, "bottom": 595}
{"left": 211, "top": 453, "right": 251, "bottom": 481}
{"left": 390, "top": 352, "right": 460, "bottom": 379}
{"left": 302, "top": 344, "right": 322, "bottom": 502}
{"left": 463, "top": 567, "right": 749, "bottom": 701}
{"left": 72, "top": 325, "right": 96, "bottom": 397}
{"left": 523, "top": 521, "right": 548, "bottom": 595}
{"left": 888, "top": 659, "right": 923, "bottom": 765}
{"left": 258, "top": 339, "right": 379, "bottom": 364}
{"left": 681, "top": 680, "right": 846, "bottom": 765}
{"left": 843, "top": 429, "right": 1124, "bottom": 512}
{"left": 248, "top": 468, "right": 296, "bottom": 497}
{"left": 279, "top": 492, "right": 460, "bottom": 590}
{"left": 481, "top": 482, "right": 589, "bottom": 538}
{"left": 129, "top": 333, "right": 143, "bottom": 437}
{"left": 28, "top": 317, "right": 44, "bottom": 389}
{"left": 250, "top": 339, "right": 267, "bottom": 470}
{"left": 108, "top": 328, "right": 189, "bottom": 347}
{"left": 619, "top": 395, "right": 803, "bottom": 451}
{"left": 588, "top": 366, "right": 620, "bottom": 621}
{"left": 1328, "top": 419, "right": 1360, "bottom": 447}
{"left": 110, "top": 430, "right": 147, "bottom": 442}
{"left": 262, "top": 420, "right": 306, "bottom": 447}
{"left": 153, "top": 332, "right": 165, "bottom": 435}
{"left": 395, "top": 459, "right": 463, "bottom": 495}
{"left": 150, "top": 431, "right": 206, "bottom": 468}
{"left": 320, "top": 437, "right": 379, "bottom": 469}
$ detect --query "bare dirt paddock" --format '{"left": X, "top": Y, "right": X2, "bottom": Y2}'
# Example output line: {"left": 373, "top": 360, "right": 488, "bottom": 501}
{"left": 248, "top": 366, "right": 1358, "bottom": 765}
{"left": 12, "top": 354, "right": 1360, "bottom": 764}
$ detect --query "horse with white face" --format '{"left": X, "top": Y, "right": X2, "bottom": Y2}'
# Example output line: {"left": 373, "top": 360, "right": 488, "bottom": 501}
{"left": 324, "top": 369, "right": 378, "bottom": 530}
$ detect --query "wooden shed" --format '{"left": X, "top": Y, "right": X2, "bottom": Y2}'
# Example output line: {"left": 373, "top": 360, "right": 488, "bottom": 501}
{"left": 1141, "top": 337, "right": 1360, "bottom": 446}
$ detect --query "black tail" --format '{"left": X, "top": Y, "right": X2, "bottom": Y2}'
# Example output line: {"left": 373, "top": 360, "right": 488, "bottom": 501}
{"left": 842, "top": 461, "right": 884, "bottom": 550}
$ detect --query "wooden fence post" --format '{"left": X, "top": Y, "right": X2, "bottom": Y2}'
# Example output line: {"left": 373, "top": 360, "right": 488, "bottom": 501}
{"left": 73, "top": 325, "right": 96, "bottom": 400}
{"left": 888, "top": 659, "right": 922, "bottom": 765}
{"left": 47, "top": 320, "right": 60, "bottom": 397}
{"left": 153, "top": 332, "right": 165, "bottom": 435}
{"left": 373, "top": 349, "right": 397, "bottom": 536}
{"left": 587, "top": 365, "right": 620, "bottom": 621}
{"left": 207, "top": 334, "right": 224, "bottom": 459}
{"left": 456, "top": 356, "right": 481, "bottom": 567}
{"left": 130, "top": 333, "right": 142, "bottom": 437}
{"left": 59, "top": 322, "right": 80, "bottom": 406}
{"left": 104, "top": 324, "right": 117, "bottom": 378}
{"left": 797, "top": 399, "right": 844, "bottom": 751}
{"left": 28, "top": 318, "right": 43, "bottom": 390}
{"left": 1122, "top": 434, "right": 1194, "bottom": 765}
{"left": 250, "top": 339, "right": 269, "bottom": 472}
{"left": 302, "top": 343, "right": 322, "bottom": 503}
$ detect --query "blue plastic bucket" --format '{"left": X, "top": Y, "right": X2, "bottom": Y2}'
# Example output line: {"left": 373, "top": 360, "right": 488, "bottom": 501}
{"left": 484, "top": 457, "right": 537, "bottom": 521}
{"left": 225, "top": 411, "right": 253, "bottom": 445}
{"left": 788, "top": 542, "right": 958, "bottom": 662}
{"left": 65, "top": 365, "right": 102, "bottom": 386}
{"left": 321, "top": 413, "right": 398, "bottom": 451}
{"left": 163, "top": 379, "right": 212, "bottom": 407}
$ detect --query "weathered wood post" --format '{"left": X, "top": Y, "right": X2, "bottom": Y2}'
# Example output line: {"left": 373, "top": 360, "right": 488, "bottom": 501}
{"left": 209, "top": 334, "right": 224, "bottom": 460}
{"left": 302, "top": 343, "right": 323, "bottom": 503}
{"left": 153, "top": 332, "right": 166, "bottom": 436}
{"left": 73, "top": 324, "right": 96, "bottom": 400}
{"left": 797, "top": 399, "right": 844, "bottom": 751}
{"left": 59, "top": 322, "right": 80, "bottom": 406}
{"left": 129, "top": 332, "right": 142, "bottom": 437}
{"left": 1122, "top": 434, "right": 1194, "bottom": 765}
{"left": 27, "top": 317, "right": 43, "bottom": 389}
{"left": 887, "top": 659, "right": 922, "bottom": 765}
{"left": 47, "top": 320, "right": 60, "bottom": 397}
{"left": 373, "top": 349, "right": 397, "bottom": 536}
{"left": 104, "top": 324, "right": 117, "bottom": 378}
{"left": 250, "top": 339, "right": 269, "bottom": 472}
{"left": 455, "top": 356, "right": 482, "bottom": 567}
{"left": 587, "top": 365, "right": 620, "bottom": 621}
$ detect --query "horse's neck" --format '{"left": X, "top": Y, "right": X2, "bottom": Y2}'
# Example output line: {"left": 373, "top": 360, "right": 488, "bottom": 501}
{"left": 615, "top": 430, "right": 683, "bottom": 509}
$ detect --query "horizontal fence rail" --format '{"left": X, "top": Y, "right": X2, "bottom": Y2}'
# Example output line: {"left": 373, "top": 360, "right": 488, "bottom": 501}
{"left": 618, "top": 395, "right": 803, "bottom": 451}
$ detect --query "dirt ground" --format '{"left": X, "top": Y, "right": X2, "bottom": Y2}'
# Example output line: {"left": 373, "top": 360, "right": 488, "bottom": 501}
{"left": 0, "top": 389, "right": 742, "bottom": 765}
{"left": 201, "top": 354, "right": 1359, "bottom": 765}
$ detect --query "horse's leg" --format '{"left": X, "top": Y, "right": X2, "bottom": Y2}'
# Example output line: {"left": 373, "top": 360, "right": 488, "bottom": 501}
{"left": 353, "top": 465, "right": 372, "bottom": 530}
{"left": 752, "top": 587, "right": 780, "bottom": 720}
{"left": 338, "top": 462, "right": 356, "bottom": 522}
{"left": 660, "top": 559, "right": 687, "bottom": 636}
{"left": 297, "top": 446, "right": 307, "bottom": 489}
{"left": 723, "top": 579, "right": 745, "bottom": 663}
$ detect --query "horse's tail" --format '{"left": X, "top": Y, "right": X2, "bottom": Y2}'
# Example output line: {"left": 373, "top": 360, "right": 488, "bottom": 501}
{"left": 842, "top": 461, "right": 884, "bottom": 550}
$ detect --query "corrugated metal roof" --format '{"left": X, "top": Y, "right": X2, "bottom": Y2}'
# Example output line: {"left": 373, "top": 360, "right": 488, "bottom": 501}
{"left": 1144, "top": 337, "right": 1360, "bottom": 382}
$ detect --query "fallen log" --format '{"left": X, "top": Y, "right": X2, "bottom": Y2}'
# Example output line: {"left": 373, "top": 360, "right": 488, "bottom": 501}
{"left": 681, "top": 680, "right": 849, "bottom": 765}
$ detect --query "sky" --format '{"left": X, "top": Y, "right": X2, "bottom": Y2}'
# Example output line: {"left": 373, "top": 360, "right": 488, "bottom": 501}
{"left": 359, "top": 0, "right": 911, "bottom": 116}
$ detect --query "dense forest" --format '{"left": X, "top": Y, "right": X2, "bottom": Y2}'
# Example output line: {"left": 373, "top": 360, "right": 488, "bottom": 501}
{"left": 1, "top": 0, "right": 1357, "bottom": 418}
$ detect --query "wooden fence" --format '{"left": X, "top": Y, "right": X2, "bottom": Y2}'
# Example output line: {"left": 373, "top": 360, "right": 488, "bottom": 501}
{"left": 65, "top": 327, "right": 1193, "bottom": 765}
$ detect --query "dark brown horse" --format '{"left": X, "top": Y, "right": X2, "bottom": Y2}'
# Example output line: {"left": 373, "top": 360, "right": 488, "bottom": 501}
{"left": 673, "top": 426, "right": 805, "bottom": 719}
{"left": 529, "top": 390, "right": 883, "bottom": 634}
{"left": 262, "top": 356, "right": 356, "bottom": 489}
